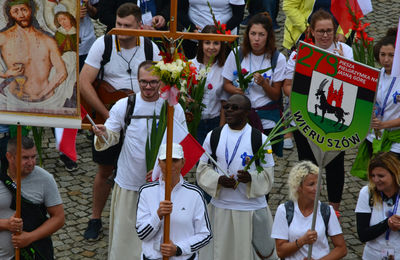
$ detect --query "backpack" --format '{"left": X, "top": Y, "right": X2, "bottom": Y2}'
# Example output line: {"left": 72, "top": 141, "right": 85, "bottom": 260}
{"left": 238, "top": 48, "right": 280, "bottom": 73}
{"left": 209, "top": 126, "right": 263, "bottom": 167}
{"left": 284, "top": 200, "right": 331, "bottom": 236}
{"left": 97, "top": 34, "right": 154, "bottom": 82}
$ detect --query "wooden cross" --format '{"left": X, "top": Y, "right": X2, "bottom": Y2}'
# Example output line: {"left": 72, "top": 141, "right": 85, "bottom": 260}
{"left": 109, "top": 1, "right": 237, "bottom": 259}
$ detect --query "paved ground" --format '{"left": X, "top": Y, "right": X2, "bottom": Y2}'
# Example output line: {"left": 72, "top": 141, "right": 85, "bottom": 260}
{"left": 44, "top": 1, "right": 400, "bottom": 259}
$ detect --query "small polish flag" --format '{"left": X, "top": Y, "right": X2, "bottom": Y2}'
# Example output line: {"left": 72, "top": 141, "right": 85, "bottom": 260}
{"left": 152, "top": 118, "right": 205, "bottom": 181}
{"left": 55, "top": 106, "right": 88, "bottom": 162}
{"left": 331, "top": 0, "right": 373, "bottom": 35}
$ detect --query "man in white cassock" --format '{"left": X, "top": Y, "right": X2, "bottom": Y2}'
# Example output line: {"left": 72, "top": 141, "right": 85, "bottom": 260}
{"left": 197, "top": 94, "right": 278, "bottom": 260}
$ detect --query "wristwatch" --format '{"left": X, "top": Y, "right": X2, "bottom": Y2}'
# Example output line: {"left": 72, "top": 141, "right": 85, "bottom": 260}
{"left": 175, "top": 245, "right": 182, "bottom": 256}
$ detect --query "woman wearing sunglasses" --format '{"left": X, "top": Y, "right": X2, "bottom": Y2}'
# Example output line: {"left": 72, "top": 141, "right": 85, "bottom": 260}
{"left": 283, "top": 9, "right": 353, "bottom": 214}
{"left": 222, "top": 12, "right": 286, "bottom": 157}
{"left": 355, "top": 152, "right": 400, "bottom": 259}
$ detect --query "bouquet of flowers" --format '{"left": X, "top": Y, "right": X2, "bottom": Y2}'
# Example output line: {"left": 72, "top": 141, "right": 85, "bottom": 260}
{"left": 185, "top": 64, "right": 212, "bottom": 138}
{"left": 207, "top": 2, "right": 270, "bottom": 92}
{"left": 152, "top": 37, "right": 197, "bottom": 106}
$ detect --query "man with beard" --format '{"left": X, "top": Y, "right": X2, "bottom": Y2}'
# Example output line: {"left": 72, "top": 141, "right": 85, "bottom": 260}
{"left": 0, "top": 0, "right": 67, "bottom": 102}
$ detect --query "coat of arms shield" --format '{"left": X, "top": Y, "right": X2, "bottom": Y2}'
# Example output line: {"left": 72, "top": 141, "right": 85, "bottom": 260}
{"left": 290, "top": 42, "right": 380, "bottom": 152}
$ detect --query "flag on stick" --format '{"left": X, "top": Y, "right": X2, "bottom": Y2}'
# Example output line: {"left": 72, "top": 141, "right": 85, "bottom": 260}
{"left": 391, "top": 18, "right": 400, "bottom": 77}
{"left": 55, "top": 106, "right": 88, "bottom": 161}
{"left": 331, "top": 0, "right": 373, "bottom": 35}
{"left": 152, "top": 118, "right": 205, "bottom": 181}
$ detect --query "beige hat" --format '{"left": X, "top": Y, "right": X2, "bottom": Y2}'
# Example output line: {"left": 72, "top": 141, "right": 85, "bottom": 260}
{"left": 158, "top": 143, "right": 184, "bottom": 160}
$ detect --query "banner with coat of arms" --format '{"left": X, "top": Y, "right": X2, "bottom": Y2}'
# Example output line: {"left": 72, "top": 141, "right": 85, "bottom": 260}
{"left": 291, "top": 41, "right": 380, "bottom": 152}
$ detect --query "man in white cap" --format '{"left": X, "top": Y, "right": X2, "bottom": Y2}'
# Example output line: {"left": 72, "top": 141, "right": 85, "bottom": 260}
{"left": 91, "top": 61, "right": 187, "bottom": 259}
{"left": 136, "top": 143, "right": 212, "bottom": 260}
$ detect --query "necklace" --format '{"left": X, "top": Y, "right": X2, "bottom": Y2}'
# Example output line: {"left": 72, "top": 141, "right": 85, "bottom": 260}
{"left": 116, "top": 37, "right": 139, "bottom": 91}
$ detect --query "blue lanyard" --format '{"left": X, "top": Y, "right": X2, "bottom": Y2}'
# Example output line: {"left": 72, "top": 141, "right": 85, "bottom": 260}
{"left": 384, "top": 192, "right": 399, "bottom": 240}
{"left": 380, "top": 77, "right": 397, "bottom": 117}
{"left": 225, "top": 131, "right": 245, "bottom": 171}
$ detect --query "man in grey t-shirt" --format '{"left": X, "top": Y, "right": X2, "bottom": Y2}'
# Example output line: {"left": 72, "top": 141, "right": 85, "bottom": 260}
{"left": 0, "top": 137, "right": 64, "bottom": 259}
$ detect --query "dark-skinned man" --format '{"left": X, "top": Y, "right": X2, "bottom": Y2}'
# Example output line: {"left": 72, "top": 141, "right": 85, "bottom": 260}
{"left": 196, "top": 94, "right": 278, "bottom": 260}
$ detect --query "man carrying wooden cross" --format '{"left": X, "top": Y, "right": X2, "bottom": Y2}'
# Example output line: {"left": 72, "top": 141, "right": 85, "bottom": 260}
{"left": 92, "top": 61, "right": 187, "bottom": 259}
{"left": 80, "top": 2, "right": 161, "bottom": 242}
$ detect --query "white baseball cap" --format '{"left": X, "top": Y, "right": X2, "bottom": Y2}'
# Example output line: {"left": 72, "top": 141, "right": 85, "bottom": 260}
{"left": 158, "top": 143, "right": 184, "bottom": 160}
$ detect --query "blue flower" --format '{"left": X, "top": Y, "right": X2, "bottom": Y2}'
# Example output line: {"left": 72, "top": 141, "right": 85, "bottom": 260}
{"left": 240, "top": 152, "right": 253, "bottom": 166}
{"left": 233, "top": 70, "right": 238, "bottom": 76}
{"left": 263, "top": 73, "right": 271, "bottom": 80}
{"left": 393, "top": 91, "right": 400, "bottom": 104}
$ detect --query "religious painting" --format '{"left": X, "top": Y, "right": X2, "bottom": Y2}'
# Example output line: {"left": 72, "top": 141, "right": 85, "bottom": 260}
{"left": 290, "top": 41, "right": 380, "bottom": 152}
{"left": 0, "top": 0, "right": 80, "bottom": 128}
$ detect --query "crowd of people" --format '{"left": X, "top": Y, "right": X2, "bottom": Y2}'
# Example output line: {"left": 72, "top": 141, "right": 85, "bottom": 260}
{"left": 0, "top": 0, "right": 399, "bottom": 259}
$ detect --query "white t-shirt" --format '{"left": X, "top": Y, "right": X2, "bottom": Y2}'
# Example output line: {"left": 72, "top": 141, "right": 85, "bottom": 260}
{"left": 105, "top": 94, "right": 187, "bottom": 191}
{"left": 222, "top": 51, "right": 286, "bottom": 129}
{"left": 188, "top": 0, "right": 244, "bottom": 34}
{"left": 199, "top": 124, "right": 274, "bottom": 210}
{"left": 191, "top": 59, "right": 224, "bottom": 119}
{"left": 79, "top": 0, "right": 99, "bottom": 56}
{"left": 355, "top": 186, "right": 400, "bottom": 259}
{"left": 366, "top": 68, "right": 400, "bottom": 153}
{"left": 271, "top": 201, "right": 342, "bottom": 260}
{"left": 85, "top": 35, "right": 161, "bottom": 93}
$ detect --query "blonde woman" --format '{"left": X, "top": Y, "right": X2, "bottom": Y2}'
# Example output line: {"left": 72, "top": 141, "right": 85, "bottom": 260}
{"left": 271, "top": 161, "right": 347, "bottom": 260}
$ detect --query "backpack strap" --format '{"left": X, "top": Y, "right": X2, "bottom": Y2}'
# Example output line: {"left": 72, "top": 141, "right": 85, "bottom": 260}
{"left": 98, "top": 34, "right": 113, "bottom": 84}
{"left": 284, "top": 200, "right": 295, "bottom": 226}
{"left": 209, "top": 126, "right": 223, "bottom": 164}
{"left": 285, "top": 200, "right": 330, "bottom": 236}
{"left": 250, "top": 127, "right": 262, "bottom": 167}
{"left": 123, "top": 94, "right": 136, "bottom": 137}
{"left": 144, "top": 37, "right": 154, "bottom": 61}
{"left": 320, "top": 202, "right": 331, "bottom": 236}
{"left": 270, "top": 49, "right": 280, "bottom": 73}
{"left": 238, "top": 47, "right": 244, "bottom": 63}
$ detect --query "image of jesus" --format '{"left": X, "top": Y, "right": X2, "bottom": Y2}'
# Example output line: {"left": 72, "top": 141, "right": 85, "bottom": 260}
{"left": 0, "top": 0, "right": 67, "bottom": 102}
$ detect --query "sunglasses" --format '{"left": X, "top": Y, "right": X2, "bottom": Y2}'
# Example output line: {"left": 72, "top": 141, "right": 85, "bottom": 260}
{"left": 223, "top": 104, "right": 242, "bottom": 111}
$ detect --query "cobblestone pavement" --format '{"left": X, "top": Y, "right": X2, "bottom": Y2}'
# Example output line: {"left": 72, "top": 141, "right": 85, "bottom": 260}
{"left": 47, "top": 1, "right": 400, "bottom": 259}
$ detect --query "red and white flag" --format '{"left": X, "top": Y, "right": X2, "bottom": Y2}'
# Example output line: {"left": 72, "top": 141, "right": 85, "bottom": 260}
{"left": 152, "top": 118, "right": 205, "bottom": 181}
{"left": 392, "top": 18, "right": 400, "bottom": 77}
{"left": 331, "top": 0, "right": 373, "bottom": 35}
{"left": 55, "top": 106, "right": 88, "bottom": 162}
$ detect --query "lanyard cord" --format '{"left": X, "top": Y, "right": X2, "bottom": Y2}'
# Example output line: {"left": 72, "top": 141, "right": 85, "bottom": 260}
{"left": 383, "top": 192, "right": 400, "bottom": 241}
{"left": 380, "top": 76, "right": 397, "bottom": 117}
{"left": 225, "top": 129, "right": 246, "bottom": 172}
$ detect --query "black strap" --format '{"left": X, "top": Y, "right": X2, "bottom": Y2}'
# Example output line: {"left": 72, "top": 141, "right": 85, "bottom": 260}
{"left": 209, "top": 126, "right": 262, "bottom": 167}
{"left": 98, "top": 34, "right": 113, "bottom": 84}
{"left": 250, "top": 128, "right": 262, "bottom": 167}
{"left": 0, "top": 168, "right": 53, "bottom": 260}
{"left": 144, "top": 37, "right": 153, "bottom": 61}
{"left": 320, "top": 202, "right": 331, "bottom": 235}
{"left": 123, "top": 94, "right": 136, "bottom": 137}
{"left": 209, "top": 126, "right": 223, "bottom": 164}
{"left": 270, "top": 49, "right": 280, "bottom": 73}
{"left": 285, "top": 200, "right": 330, "bottom": 236}
{"left": 284, "top": 200, "right": 295, "bottom": 226}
